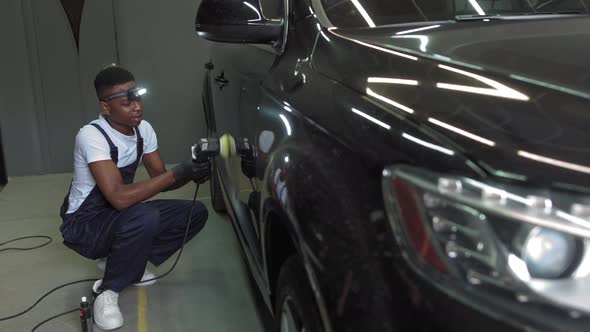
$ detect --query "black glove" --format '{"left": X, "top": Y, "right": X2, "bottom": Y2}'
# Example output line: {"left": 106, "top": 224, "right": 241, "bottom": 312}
{"left": 241, "top": 158, "right": 256, "bottom": 179}
{"left": 172, "top": 158, "right": 212, "bottom": 184}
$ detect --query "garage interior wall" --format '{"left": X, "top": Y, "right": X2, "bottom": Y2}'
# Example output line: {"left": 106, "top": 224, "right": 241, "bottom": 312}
{"left": 0, "top": 0, "right": 211, "bottom": 176}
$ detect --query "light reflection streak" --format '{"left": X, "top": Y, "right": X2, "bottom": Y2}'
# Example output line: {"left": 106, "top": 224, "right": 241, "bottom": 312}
{"left": 352, "top": 108, "right": 391, "bottom": 130}
{"left": 433, "top": 54, "right": 484, "bottom": 70}
{"left": 428, "top": 118, "right": 496, "bottom": 146}
{"left": 316, "top": 24, "right": 331, "bottom": 41}
{"left": 395, "top": 25, "right": 441, "bottom": 35}
{"left": 243, "top": 2, "right": 262, "bottom": 21}
{"left": 469, "top": 0, "right": 486, "bottom": 15}
{"left": 463, "top": 178, "right": 531, "bottom": 205}
{"left": 279, "top": 114, "right": 292, "bottom": 136}
{"left": 349, "top": 39, "right": 418, "bottom": 60}
{"left": 518, "top": 150, "right": 590, "bottom": 175}
{"left": 328, "top": 30, "right": 418, "bottom": 61}
{"left": 437, "top": 64, "right": 529, "bottom": 101}
{"left": 511, "top": 74, "right": 590, "bottom": 100}
{"left": 366, "top": 88, "right": 414, "bottom": 114}
{"left": 368, "top": 77, "right": 418, "bottom": 85}
{"left": 402, "top": 133, "right": 455, "bottom": 156}
{"left": 508, "top": 254, "right": 531, "bottom": 281}
{"left": 392, "top": 35, "right": 429, "bottom": 52}
{"left": 350, "top": 0, "right": 376, "bottom": 27}
{"left": 556, "top": 210, "right": 590, "bottom": 230}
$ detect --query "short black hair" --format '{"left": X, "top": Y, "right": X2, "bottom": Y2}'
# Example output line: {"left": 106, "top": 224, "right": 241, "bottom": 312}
{"left": 94, "top": 65, "right": 135, "bottom": 99}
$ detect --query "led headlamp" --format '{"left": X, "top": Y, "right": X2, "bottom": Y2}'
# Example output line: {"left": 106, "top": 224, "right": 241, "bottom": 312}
{"left": 382, "top": 165, "right": 590, "bottom": 330}
{"left": 101, "top": 87, "right": 147, "bottom": 102}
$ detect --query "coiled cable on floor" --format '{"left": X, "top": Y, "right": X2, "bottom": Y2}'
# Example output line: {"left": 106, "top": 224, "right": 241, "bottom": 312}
{"left": 30, "top": 309, "right": 78, "bottom": 332}
{"left": 0, "top": 278, "right": 98, "bottom": 322}
{"left": 0, "top": 184, "right": 200, "bottom": 331}
{"left": 0, "top": 236, "right": 52, "bottom": 252}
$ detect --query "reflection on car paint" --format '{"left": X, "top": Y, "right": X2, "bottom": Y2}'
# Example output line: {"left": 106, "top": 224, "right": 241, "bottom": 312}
{"left": 365, "top": 88, "right": 414, "bottom": 114}
{"left": 517, "top": 150, "right": 590, "bottom": 175}
{"left": 391, "top": 35, "right": 429, "bottom": 52}
{"left": 259, "top": 130, "right": 275, "bottom": 153}
{"left": 367, "top": 77, "right": 418, "bottom": 85}
{"left": 428, "top": 118, "right": 496, "bottom": 147}
{"left": 437, "top": 64, "right": 530, "bottom": 101}
{"left": 279, "top": 114, "right": 292, "bottom": 136}
{"left": 351, "top": 108, "right": 391, "bottom": 130}
{"left": 395, "top": 25, "right": 441, "bottom": 35}
{"left": 402, "top": 132, "right": 455, "bottom": 156}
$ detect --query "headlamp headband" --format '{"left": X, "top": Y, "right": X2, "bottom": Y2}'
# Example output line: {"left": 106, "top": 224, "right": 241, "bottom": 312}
{"left": 101, "top": 87, "right": 147, "bottom": 102}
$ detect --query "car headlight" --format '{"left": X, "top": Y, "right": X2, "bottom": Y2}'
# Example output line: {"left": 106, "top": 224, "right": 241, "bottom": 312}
{"left": 382, "top": 165, "right": 590, "bottom": 328}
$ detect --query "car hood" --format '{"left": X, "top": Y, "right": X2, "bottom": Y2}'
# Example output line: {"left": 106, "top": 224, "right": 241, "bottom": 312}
{"left": 311, "top": 15, "right": 590, "bottom": 191}
{"left": 337, "top": 15, "right": 590, "bottom": 96}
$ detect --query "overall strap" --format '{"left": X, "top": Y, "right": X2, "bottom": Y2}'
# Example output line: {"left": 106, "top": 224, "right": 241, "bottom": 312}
{"left": 91, "top": 123, "right": 118, "bottom": 163}
{"left": 135, "top": 127, "right": 144, "bottom": 161}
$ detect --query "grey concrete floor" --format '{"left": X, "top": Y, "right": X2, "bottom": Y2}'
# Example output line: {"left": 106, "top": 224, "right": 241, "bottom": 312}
{"left": 0, "top": 167, "right": 269, "bottom": 332}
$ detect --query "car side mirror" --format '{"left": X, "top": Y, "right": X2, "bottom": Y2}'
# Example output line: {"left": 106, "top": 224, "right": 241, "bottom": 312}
{"left": 0, "top": 125, "right": 7, "bottom": 192}
{"left": 195, "top": 0, "right": 284, "bottom": 44}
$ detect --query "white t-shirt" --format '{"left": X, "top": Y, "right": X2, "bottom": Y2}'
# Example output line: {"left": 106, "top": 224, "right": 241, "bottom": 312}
{"left": 66, "top": 115, "right": 158, "bottom": 214}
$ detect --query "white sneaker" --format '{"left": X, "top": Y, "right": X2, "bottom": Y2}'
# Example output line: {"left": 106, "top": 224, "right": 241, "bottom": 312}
{"left": 93, "top": 289, "right": 124, "bottom": 331}
{"left": 96, "top": 258, "right": 157, "bottom": 286}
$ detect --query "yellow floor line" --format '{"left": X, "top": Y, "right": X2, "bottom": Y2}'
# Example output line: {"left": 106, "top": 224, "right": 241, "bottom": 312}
{"left": 138, "top": 287, "right": 148, "bottom": 332}
{"left": 135, "top": 187, "right": 249, "bottom": 331}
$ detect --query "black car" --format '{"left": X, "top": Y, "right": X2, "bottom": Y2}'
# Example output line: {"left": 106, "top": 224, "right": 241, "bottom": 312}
{"left": 195, "top": 0, "right": 590, "bottom": 331}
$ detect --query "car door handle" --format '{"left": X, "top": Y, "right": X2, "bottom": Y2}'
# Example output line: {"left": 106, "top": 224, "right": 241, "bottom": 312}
{"left": 214, "top": 74, "right": 229, "bottom": 88}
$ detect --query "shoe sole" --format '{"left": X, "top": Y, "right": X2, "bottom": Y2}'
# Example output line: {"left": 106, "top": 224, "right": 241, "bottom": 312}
{"left": 97, "top": 260, "right": 157, "bottom": 287}
{"left": 94, "top": 319, "right": 124, "bottom": 331}
{"left": 94, "top": 279, "right": 156, "bottom": 290}
{"left": 133, "top": 279, "right": 157, "bottom": 286}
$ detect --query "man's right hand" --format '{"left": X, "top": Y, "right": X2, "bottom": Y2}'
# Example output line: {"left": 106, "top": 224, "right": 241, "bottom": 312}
{"left": 172, "top": 159, "right": 212, "bottom": 184}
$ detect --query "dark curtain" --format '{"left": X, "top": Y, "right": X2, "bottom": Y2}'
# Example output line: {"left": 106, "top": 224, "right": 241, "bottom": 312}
{"left": 59, "top": 0, "right": 85, "bottom": 51}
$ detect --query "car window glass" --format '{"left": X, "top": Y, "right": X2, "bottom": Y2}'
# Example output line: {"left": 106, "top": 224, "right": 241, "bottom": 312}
{"left": 261, "top": 0, "right": 284, "bottom": 18}
{"left": 321, "top": 0, "right": 449, "bottom": 27}
{"left": 320, "top": 0, "right": 590, "bottom": 28}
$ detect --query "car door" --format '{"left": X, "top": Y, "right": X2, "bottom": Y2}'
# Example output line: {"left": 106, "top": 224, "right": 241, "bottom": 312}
{"left": 206, "top": 0, "right": 286, "bottom": 284}
{"left": 207, "top": 48, "right": 275, "bottom": 273}
{"left": 235, "top": 45, "right": 278, "bottom": 237}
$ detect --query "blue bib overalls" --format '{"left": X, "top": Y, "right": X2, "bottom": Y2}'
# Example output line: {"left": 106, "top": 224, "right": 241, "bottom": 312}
{"left": 60, "top": 123, "right": 208, "bottom": 292}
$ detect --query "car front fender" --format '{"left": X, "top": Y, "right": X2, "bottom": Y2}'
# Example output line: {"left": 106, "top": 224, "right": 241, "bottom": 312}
{"left": 259, "top": 131, "right": 398, "bottom": 332}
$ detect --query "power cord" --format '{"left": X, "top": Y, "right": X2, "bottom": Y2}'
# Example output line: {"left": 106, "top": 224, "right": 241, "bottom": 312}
{"left": 131, "top": 184, "right": 200, "bottom": 285}
{"left": 0, "top": 184, "right": 201, "bottom": 331}
{"left": 0, "top": 236, "right": 52, "bottom": 252}
{"left": 31, "top": 309, "right": 78, "bottom": 332}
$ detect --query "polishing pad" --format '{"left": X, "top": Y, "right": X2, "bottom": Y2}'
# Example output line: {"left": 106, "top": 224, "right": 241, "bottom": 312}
{"left": 219, "top": 134, "right": 237, "bottom": 159}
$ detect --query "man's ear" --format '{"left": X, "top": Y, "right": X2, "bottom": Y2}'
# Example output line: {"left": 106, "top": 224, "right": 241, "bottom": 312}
{"left": 99, "top": 101, "right": 111, "bottom": 116}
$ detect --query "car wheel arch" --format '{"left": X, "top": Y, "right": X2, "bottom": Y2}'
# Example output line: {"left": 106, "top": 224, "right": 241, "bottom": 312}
{"left": 259, "top": 143, "right": 344, "bottom": 331}
{"left": 264, "top": 209, "right": 297, "bottom": 304}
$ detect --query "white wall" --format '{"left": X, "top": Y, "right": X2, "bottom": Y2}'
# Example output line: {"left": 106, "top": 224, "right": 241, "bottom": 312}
{"left": 0, "top": 0, "right": 210, "bottom": 176}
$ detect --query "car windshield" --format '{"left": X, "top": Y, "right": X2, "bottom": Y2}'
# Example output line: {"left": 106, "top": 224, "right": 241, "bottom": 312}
{"left": 320, "top": 0, "right": 590, "bottom": 28}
